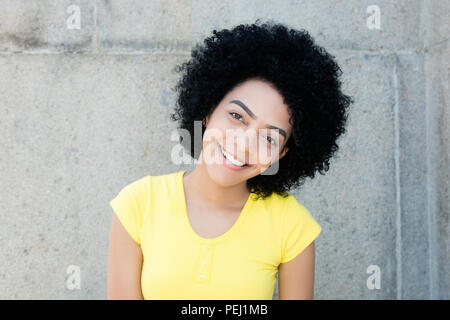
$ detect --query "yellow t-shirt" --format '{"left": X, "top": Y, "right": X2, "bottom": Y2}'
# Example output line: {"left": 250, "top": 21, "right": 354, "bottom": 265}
{"left": 110, "top": 170, "right": 322, "bottom": 300}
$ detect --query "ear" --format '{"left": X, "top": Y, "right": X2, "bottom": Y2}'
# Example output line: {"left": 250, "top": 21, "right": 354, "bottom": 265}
{"left": 202, "top": 115, "right": 210, "bottom": 127}
{"left": 279, "top": 146, "right": 289, "bottom": 160}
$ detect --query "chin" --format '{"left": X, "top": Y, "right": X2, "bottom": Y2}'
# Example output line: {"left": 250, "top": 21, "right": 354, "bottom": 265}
{"left": 200, "top": 144, "right": 237, "bottom": 185}
{"left": 205, "top": 166, "right": 235, "bottom": 187}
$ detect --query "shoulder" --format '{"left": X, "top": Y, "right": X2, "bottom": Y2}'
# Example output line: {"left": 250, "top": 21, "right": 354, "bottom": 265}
{"left": 250, "top": 192, "right": 296, "bottom": 225}
{"left": 257, "top": 192, "right": 298, "bottom": 213}
{"left": 277, "top": 193, "right": 321, "bottom": 230}
{"left": 118, "top": 175, "right": 151, "bottom": 197}
{"left": 278, "top": 193, "right": 322, "bottom": 264}
{"left": 120, "top": 170, "right": 180, "bottom": 194}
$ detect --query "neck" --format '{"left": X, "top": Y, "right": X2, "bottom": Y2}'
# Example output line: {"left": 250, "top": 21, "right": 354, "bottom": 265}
{"left": 183, "top": 151, "right": 250, "bottom": 210}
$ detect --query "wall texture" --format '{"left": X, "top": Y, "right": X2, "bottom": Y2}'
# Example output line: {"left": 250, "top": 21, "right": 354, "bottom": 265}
{"left": 0, "top": 0, "right": 448, "bottom": 299}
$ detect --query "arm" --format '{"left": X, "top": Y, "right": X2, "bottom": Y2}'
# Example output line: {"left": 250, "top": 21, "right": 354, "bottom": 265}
{"left": 278, "top": 241, "right": 316, "bottom": 300}
{"left": 107, "top": 212, "right": 144, "bottom": 300}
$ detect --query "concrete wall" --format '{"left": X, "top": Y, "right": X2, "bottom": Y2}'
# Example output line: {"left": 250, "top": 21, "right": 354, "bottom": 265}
{"left": 0, "top": 0, "right": 448, "bottom": 299}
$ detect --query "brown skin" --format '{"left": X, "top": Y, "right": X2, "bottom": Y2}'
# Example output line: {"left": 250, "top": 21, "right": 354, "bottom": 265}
{"left": 107, "top": 213, "right": 144, "bottom": 300}
{"left": 107, "top": 78, "right": 317, "bottom": 299}
{"left": 278, "top": 241, "right": 316, "bottom": 299}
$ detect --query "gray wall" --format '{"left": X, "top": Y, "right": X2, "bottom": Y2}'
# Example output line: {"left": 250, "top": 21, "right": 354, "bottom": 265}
{"left": 0, "top": 0, "right": 448, "bottom": 299}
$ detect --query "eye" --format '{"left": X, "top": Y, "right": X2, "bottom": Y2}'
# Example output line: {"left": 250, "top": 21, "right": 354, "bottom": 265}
{"left": 266, "top": 135, "right": 277, "bottom": 146}
{"left": 229, "top": 112, "right": 243, "bottom": 121}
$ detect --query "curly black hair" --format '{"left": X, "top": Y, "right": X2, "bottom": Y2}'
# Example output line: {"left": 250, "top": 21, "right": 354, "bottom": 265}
{"left": 170, "top": 19, "right": 354, "bottom": 200}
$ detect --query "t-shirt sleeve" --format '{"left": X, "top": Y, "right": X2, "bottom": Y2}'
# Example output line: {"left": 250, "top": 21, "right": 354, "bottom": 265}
{"left": 109, "top": 177, "right": 149, "bottom": 245}
{"left": 280, "top": 195, "right": 322, "bottom": 263}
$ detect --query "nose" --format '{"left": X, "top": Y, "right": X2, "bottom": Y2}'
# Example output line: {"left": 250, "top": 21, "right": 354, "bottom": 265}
{"left": 234, "top": 128, "right": 259, "bottom": 165}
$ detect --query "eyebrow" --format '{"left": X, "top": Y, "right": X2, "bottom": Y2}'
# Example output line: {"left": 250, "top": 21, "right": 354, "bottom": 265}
{"left": 229, "top": 99, "right": 287, "bottom": 139}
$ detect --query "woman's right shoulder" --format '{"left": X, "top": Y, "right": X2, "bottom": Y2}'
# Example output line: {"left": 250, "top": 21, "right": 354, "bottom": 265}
{"left": 121, "top": 170, "right": 181, "bottom": 193}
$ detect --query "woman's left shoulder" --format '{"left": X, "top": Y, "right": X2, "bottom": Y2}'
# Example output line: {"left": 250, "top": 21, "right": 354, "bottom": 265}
{"left": 265, "top": 191, "right": 296, "bottom": 208}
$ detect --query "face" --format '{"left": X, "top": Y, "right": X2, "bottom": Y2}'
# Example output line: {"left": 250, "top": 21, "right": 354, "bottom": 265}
{"left": 199, "top": 78, "right": 292, "bottom": 187}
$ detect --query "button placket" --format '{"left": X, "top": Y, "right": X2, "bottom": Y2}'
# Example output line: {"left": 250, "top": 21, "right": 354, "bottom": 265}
{"left": 195, "top": 243, "right": 214, "bottom": 283}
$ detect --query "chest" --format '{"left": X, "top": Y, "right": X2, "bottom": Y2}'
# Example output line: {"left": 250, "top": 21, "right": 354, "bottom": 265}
{"left": 140, "top": 237, "right": 279, "bottom": 300}
{"left": 138, "top": 187, "right": 283, "bottom": 299}
{"left": 185, "top": 202, "right": 242, "bottom": 239}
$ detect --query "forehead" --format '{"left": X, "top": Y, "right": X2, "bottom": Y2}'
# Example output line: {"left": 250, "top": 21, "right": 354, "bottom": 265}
{"left": 218, "top": 79, "right": 292, "bottom": 135}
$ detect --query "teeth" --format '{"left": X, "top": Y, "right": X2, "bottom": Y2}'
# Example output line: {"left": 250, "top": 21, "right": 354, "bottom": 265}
{"left": 220, "top": 145, "right": 246, "bottom": 167}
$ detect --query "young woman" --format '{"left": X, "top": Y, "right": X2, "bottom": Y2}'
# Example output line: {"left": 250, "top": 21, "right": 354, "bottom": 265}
{"left": 107, "top": 20, "right": 353, "bottom": 300}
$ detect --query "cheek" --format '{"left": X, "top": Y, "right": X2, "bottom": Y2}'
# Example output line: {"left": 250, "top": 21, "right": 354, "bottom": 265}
{"left": 252, "top": 143, "right": 279, "bottom": 167}
{"left": 202, "top": 126, "right": 226, "bottom": 147}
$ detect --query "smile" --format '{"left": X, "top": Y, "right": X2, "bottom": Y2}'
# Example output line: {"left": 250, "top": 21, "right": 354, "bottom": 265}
{"left": 218, "top": 144, "right": 248, "bottom": 168}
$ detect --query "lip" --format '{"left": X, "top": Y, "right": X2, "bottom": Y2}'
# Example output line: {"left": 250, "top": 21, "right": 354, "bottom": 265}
{"left": 217, "top": 143, "right": 249, "bottom": 171}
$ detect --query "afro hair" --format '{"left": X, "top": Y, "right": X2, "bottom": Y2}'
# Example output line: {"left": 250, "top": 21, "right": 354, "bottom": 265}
{"left": 170, "top": 19, "right": 354, "bottom": 200}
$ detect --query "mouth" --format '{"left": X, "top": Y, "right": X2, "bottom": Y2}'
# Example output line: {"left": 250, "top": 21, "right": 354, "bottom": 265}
{"left": 218, "top": 143, "right": 249, "bottom": 169}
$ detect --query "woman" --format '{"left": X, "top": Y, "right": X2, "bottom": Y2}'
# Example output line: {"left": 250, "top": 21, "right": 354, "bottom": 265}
{"left": 107, "top": 20, "right": 353, "bottom": 300}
